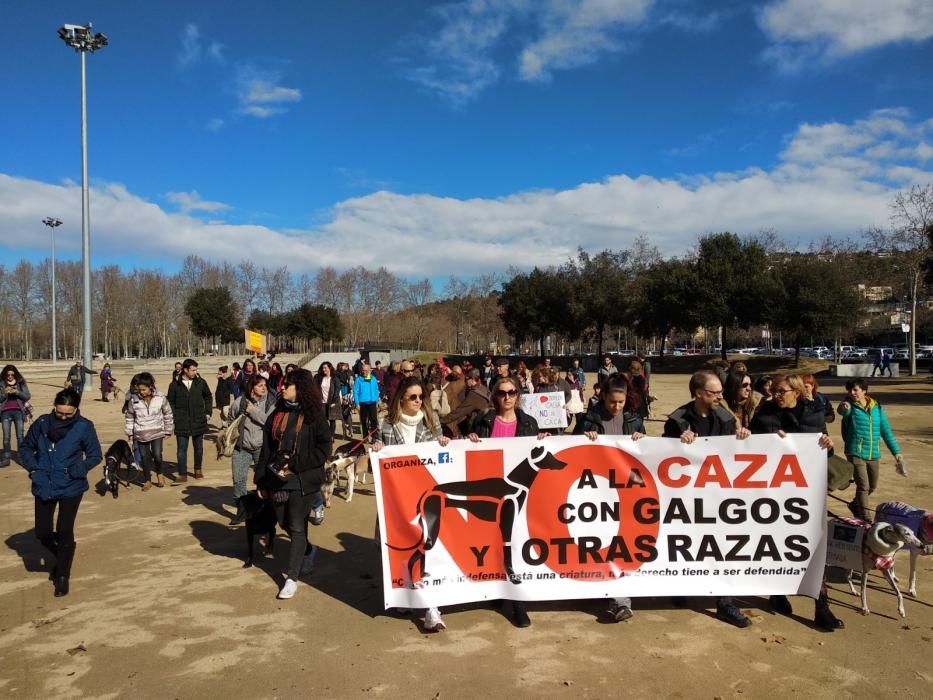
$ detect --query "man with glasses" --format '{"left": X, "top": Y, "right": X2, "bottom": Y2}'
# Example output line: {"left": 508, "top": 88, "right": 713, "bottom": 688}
{"left": 662, "top": 370, "right": 752, "bottom": 628}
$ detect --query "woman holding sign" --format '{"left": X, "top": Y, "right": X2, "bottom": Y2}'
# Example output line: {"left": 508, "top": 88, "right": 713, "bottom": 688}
{"left": 750, "top": 374, "right": 843, "bottom": 631}
{"left": 576, "top": 373, "right": 645, "bottom": 622}
{"left": 372, "top": 376, "right": 450, "bottom": 632}
{"left": 468, "top": 376, "right": 548, "bottom": 628}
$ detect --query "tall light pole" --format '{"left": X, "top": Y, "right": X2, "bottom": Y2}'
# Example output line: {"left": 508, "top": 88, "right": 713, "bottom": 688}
{"left": 42, "top": 217, "right": 63, "bottom": 362}
{"left": 57, "top": 22, "right": 107, "bottom": 385}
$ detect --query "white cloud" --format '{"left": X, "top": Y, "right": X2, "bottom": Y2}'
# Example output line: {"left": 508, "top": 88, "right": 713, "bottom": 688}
{"left": 206, "top": 117, "right": 225, "bottom": 132}
{"left": 177, "top": 23, "right": 226, "bottom": 68}
{"left": 235, "top": 67, "right": 302, "bottom": 118}
{"left": 406, "top": 0, "right": 656, "bottom": 101}
{"left": 2, "top": 111, "right": 931, "bottom": 276}
{"left": 165, "top": 190, "right": 230, "bottom": 214}
{"left": 759, "top": 0, "right": 933, "bottom": 70}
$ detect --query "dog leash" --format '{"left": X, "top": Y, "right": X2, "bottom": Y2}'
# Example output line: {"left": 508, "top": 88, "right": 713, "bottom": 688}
{"left": 827, "top": 491, "right": 877, "bottom": 516}
{"left": 343, "top": 429, "right": 378, "bottom": 456}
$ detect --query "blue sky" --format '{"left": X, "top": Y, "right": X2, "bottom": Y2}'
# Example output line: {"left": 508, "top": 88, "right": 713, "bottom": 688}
{"left": 2, "top": 0, "right": 932, "bottom": 277}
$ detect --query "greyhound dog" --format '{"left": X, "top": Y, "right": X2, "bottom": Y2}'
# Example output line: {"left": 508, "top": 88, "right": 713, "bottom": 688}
{"left": 876, "top": 501, "right": 933, "bottom": 598}
{"left": 386, "top": 444, "right": 567, "bottom": 585}
{"left": 103, "top": 439, "right": 136, "bottom": 498}
{"left": 836, "top": 517, "right": 924, "bottom": 618}
{"left": 322, "top": 432, "right": 375, "bottom": 507}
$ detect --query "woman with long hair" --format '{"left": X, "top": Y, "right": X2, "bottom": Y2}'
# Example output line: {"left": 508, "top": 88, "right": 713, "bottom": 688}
{"left": 229, "top": 374, "right": 276, "bottom": 525}
{"left": 254, "top": 369, "right": 332, "bottom": 600}
{"left": 750, "top": 374, "right": 842, "bottom": 631}
{"left": 372, "top": 376, "right": 450, "bottom": 631}
{"left": 314, "top": 361, "right": 341, "bottom": 439}
{"left": 723, "top": 371, "right": 758, "bottom": 429}
{"left": 124, "top": 373, "right": 174, "bottom": 490}
{"left": 468, "top": 376, "right": 547, "bottom": 628}
{"left": 236, "top": 358, "right": 257, "bottom": 398}
{"left": 268, "top": 362, "right": 285, "bottom": 394}
{"left": 20, "top": 388, "right": 102, "bottom": 596}
{"left": 1, "top": 364, "right": 31, "bottom": 467}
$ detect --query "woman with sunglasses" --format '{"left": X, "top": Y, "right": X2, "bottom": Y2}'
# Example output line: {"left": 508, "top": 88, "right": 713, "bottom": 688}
{"left": 2, "top": 364, "right": 31, "bottom": 467}
{"left": 254, "top": 369, "right": 332, "bottom": 600}
{"left": 750, "top": 374, "right": 842, "bottom": 631}
{"left": 372, "top": 376, "right": 451, "bottom": 631}
{"left": 468, "top": 376, "right": 548, "bottom": 629}
{"left": 20, "top": 388, "right": 102, "bottom": 597}
{"left": 723, "top": 371, "right": 759, "bottom": 429}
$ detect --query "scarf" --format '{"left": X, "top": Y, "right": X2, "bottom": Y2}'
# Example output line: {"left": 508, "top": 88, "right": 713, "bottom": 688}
{"left": 48, "top": 413, "right": 79, "bottom": 442}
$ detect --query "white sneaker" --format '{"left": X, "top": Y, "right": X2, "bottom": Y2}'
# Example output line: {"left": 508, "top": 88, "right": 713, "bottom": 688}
{"left": 277, "top": 578, "right": 298, "bottom": 599}
{"left": 424, "top": 607, "right": 446, "bottom": 632}
{"left": 299, "top": 545, "right": 318, "bottom": 576}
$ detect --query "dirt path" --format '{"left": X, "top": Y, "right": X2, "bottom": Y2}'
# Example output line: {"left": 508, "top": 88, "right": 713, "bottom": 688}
{"left": 1, "top": 364, "right": 932, "bottom": 698}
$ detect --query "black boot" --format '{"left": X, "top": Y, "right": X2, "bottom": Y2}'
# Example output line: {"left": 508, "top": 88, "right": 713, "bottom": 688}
{"left": 814, "top": 593, "right": 844, "bottom": 630}
{"left": 53, "top": 576, "right": 70, "bottom": 597}
{"left": 230, "top": 498, "right": 247, "bottom": 525}
{"left": 769, "top": 594, "right": 793, "bottom": 616}
{"left": 0, "top": 452, "right": 10, "bottom": 468}
{"left": 511, "top": 601, "right": 531, "bottom": 628}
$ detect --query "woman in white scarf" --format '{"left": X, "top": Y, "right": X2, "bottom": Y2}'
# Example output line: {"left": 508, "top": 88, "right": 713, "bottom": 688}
{"left": 372, "top": 376, "right": 450, "bottom": 631}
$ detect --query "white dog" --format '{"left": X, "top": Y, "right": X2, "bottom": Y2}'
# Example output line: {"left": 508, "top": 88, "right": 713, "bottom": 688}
{"left": 322, "top": 452, "right": 367, "bottom": 506}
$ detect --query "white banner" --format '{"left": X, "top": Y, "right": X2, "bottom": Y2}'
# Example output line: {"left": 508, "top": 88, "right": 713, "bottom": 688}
{"left": 373, "top": 434, "right": 828, "bottom": 609}
{"left": 518, "top": 391, "right": 567, "bottom": 429}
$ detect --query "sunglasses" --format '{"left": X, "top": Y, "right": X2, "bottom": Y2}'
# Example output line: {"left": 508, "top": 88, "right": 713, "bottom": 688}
{"left": 773, "top": 388, "right": 793, "bottom": 396}
{"left": 495, "top": 389, "right": 518, "bottom": 398}
{"left": 401, "top": 369, "right": 414, "bottom": 374}
{"left": 404, "top": 393, "right": 423, "bottom": 401}
{"left": 54, "top": 408, "right": 77, "bottom": 420}
{"left": 741, "top": 381, "right": 752, "bottom": 388}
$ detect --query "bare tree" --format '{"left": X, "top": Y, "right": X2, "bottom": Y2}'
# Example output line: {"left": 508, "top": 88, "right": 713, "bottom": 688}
{"left": 873, "top": 183, "right": 933, "bottom": 375}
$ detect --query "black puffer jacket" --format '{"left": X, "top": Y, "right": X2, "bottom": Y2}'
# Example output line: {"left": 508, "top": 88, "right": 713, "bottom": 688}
{"left": 663, "top": 402, "right": 736, "bottom": 438}
{"left": 750, "top": 399, "right": 826, "bottom": 436}
{"left": 473, "top": 409, "right": 539, "bottom": 438}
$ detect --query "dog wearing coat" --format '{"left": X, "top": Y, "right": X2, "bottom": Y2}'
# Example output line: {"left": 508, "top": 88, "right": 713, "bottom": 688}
{"left": 834, "top": 516, "right": 924, "bottom": 617}
{"left": 875, "top": 501, "right": 933, "bottom": 598}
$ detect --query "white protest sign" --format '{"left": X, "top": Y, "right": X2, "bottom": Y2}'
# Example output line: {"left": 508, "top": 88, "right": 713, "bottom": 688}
{"left": 519, "top": 391, "right": 567, "bottom": 429}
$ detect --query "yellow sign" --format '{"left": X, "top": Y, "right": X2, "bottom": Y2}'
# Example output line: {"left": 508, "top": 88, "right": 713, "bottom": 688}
{"left": 244, "top": 329, "right": 266, "bottom": 354}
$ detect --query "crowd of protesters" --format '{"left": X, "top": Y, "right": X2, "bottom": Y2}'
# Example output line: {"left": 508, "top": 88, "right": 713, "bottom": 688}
{"left": 0, "top": 350, "right": 913, "bottom": 636}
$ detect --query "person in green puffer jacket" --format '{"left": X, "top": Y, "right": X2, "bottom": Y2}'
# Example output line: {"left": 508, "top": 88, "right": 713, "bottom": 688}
{"left": 837, "top": 378, "right": 906, "bottom": 521}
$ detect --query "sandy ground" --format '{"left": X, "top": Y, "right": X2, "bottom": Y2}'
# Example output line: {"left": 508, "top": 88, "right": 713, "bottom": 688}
{"left": 1, "top": 361, "right": 933, "bottom": 699}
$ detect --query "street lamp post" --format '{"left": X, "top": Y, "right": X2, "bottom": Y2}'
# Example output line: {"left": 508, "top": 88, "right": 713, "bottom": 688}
{"left": 57, "top": 22, "right": 107, "bottom": 386}
{"left": 42, "top": 217, "right": 63, "bottom": 362}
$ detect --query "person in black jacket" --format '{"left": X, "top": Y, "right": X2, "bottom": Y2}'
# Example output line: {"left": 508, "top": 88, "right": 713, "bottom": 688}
{"left": 577, "top": 373, "right": 645, "bottom": 622}
{"left": 662, "top": 370, "right": 753, "bottom": 629}
{"left": 468, "top": 376, "right": 547, "bottom": 629}
{"left": 167, "top": 359, "right": 213, "bottom": 482}
{"left": 750, "top": 374, "right": 842, "bottom": 631}
{"left": 254, "top": 368, "right": 332, "bottom": 600}
{"left": 314, "top": 362, "right": 341, "bottom": 440}
{"left": 215, "top": 366, "right": 235, "bottom": 422}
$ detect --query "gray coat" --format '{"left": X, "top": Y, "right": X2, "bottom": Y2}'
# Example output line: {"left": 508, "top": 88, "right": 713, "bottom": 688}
{"left": 234, "top": 392, "right": 277, "bottom": 452}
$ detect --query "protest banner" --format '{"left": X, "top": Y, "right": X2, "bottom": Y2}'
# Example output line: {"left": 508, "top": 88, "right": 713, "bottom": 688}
{"left": 518, "top": 391, "right": 567, "bottom": 429}
{"left": 244, "top": 328, "right": 266, "bottom": 354}
{"left": 372, "top": 434, "right": 828, "bottom": 609}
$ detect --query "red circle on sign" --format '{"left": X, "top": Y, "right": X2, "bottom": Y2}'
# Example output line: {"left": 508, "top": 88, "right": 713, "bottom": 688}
{"left": 525, "top": 443, "right": 661, "bottom": 580}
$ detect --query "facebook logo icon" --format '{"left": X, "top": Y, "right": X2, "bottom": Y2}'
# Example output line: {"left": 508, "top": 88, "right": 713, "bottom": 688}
{"left": 438, "top": 452, "right": 451, "bottom": 464}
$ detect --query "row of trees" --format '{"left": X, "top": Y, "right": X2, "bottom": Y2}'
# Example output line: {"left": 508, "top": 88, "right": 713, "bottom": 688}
{"left": 2, "top": 186, "right": 930, "bottom": 366}
{"left": 499, "top": 234, "right": 868, "bottom": 362}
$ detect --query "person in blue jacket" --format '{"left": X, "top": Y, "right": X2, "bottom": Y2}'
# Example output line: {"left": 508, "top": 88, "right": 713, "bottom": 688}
{"left": 20, "top": 388, "right": 102, "bottom": 597}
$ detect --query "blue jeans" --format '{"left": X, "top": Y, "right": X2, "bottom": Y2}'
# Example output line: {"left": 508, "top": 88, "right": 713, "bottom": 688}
{"left": 2, "top": 410, "right": 24, "bottom": 453}
{"left": 231, "top": 446, "right": 261, "bottom": 499}
{"left": 176, "top": 434, "right": 204, "bottom": 476}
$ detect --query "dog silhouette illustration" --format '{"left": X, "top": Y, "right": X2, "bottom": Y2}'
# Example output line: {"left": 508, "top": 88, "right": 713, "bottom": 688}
{"left": 386, "top": 444, "right": 567, "bottom": 585}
